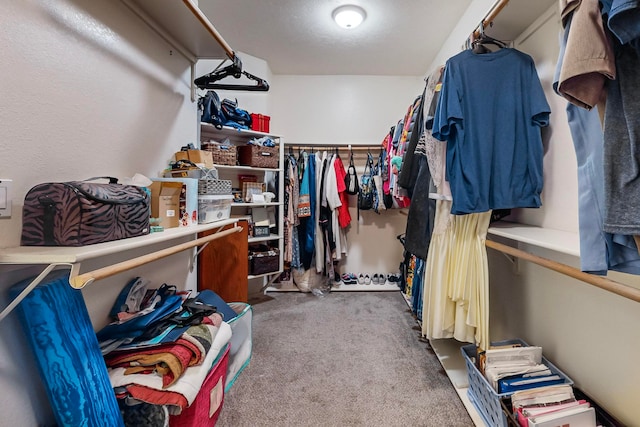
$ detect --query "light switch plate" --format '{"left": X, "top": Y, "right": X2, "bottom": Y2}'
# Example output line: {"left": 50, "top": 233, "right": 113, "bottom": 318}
{"left": 0, "top": 179, "right": 12, "bottom": 218}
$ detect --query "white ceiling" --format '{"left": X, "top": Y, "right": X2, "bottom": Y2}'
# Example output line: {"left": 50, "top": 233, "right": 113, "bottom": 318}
{"left": 198, "top": 0, "right": 557, "bottom": 76}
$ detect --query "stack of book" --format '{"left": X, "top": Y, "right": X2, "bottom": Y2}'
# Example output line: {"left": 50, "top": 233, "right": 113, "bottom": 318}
{"left": 511, "top": 384, "right": 596, "bottom": 426}
{"left": 480, "top": 345, "right": 565, "bottom": 394}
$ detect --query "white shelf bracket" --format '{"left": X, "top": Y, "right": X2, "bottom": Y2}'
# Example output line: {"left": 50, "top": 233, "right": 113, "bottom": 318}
{"left": 0, "top": 262, "right": 77, "bottom": 323}
{"left": 499, "top": 252, "right": 520, "bottom": 274}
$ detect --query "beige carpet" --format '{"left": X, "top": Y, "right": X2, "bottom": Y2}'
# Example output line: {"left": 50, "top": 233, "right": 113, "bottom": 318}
{"left": 216, "top": 291, "right": 474, "bottom": 427}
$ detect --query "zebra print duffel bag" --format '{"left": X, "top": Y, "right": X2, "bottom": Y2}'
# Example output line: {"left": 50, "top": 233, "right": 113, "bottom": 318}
{"left": 21, "top": 177, "right": 150, "bottom": 246}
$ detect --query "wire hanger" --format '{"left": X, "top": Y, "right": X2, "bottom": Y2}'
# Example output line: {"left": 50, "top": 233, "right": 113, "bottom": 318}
{"left": 194, "top": 55, "right": 270, "bottom": 92}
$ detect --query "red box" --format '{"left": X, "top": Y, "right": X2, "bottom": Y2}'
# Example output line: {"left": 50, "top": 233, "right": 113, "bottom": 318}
{"left": 169, "top": 344, "right": 230, "bottom": 427}
{"left": 250, "top": 113, "right": 261, "bottom": 131}
{"left": 249, "top": 113, "right": 271, "bottom": 133}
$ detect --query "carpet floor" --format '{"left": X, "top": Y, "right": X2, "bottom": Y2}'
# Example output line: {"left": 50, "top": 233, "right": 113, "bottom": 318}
{"left": 216, "top": 291, "right": 474, "bottom": 427}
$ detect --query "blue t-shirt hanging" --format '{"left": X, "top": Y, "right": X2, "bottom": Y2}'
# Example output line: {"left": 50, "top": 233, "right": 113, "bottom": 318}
{"left": 433, "top": 48, "right": 550, "bottom": 215}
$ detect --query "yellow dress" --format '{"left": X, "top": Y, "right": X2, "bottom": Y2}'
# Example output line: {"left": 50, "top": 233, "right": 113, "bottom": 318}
{"left": 422, "top": 201, "right": 491, "bottom": 350}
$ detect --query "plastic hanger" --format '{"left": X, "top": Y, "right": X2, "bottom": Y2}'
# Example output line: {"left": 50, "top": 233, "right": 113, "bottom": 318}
{"left": 471, "top": 22, "right": 507, "bottom": 54}
{"left": 194, "top": 55, "right": 270, "bottom": 92}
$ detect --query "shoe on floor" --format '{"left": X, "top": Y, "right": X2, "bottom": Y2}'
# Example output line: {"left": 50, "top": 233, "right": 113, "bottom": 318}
{"left": 364, "top": 274, "right": 371, "bottom": 285}
{"left": 372, "top": 274, "right": 379, "bottom": 285}
{"left": 358, "top": 274, "right": 365, "bottom": 285}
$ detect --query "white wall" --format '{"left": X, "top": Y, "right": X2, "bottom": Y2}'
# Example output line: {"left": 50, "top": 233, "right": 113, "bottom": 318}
{"left": 0, "top": 0, "right": 201, "bottom": 425}
{"left": 270, "top": 75, "right": 424, "bottom": 276}
{"left": 431, "top": 2, "right": 639, "bottom": 425}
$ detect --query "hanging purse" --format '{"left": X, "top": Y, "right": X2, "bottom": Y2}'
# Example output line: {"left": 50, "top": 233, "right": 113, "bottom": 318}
{"left": 344, "top": 153, "right": 359, "bottom": 195}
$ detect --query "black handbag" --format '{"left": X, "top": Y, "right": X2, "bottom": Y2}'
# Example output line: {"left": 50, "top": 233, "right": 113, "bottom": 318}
{"left": 358, "top": 153, "right": 375, "bottom": 211}
{"left": 344, "top": 153, "right": 359, "bottom": 195}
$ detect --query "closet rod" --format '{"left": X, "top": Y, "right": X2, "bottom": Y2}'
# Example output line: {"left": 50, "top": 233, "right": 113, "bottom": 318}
{"left": 69, "top": 226, "right": 243, "bottom": 289}
{"left": 182, "top": 0, "right": 234, "bottom": 60}
{"left": 285, "top": 144, "right": 382, "bottom": 152}
{"left": 485, "top": 239, "right": 640, "bottom": 304}
{"left": 472, "top": 0, "right": 510, "bottom": 39}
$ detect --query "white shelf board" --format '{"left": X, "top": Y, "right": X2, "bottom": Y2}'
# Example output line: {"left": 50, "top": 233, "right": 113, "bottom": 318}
{"left": 265, "top": 281, "right": 401, "bottom": 292}
{"left": 248, "top": 234, "right": 282, "bottom": 244}
{"left": 429, "top": 339, "right": 485, "bottom": 427}
{"left": 122, "top": 0, "right": 229, "bottom": 59}
{"left": 0, "top": 218, "right": 243, "bottom": 265}
{"left": 331, "top": 282, "right": 400, "bottom": 292}
{"left": 248, "top": 270, "right": 283, "bottom": 280}
{"left": 487, "top": 221, "right": 580, "bottom": 257}
{"left": 201, "top": 123, "right": 281, "bottom": 142}
{"left": 213, "top": 164, "right": 281, "bottom": 172}
{"left": 232, "top": 202, "right": 282, "bottom": 208}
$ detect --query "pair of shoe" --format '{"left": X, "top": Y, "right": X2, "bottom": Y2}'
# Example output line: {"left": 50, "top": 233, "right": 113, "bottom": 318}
{"left": 341, "top": 273, "right": 357, "bottom": 285}
{"left": 358, "top": 274, "right": 372, "bottom": 285}
{"left": 372, "top": 274, "right": 386, "bottom": 285}
{"left": 387, "top": 273, "right": 401, "bottom": 285}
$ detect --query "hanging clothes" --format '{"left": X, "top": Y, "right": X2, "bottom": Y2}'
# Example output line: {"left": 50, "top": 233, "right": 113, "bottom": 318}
{"left": 421, "top": 201, "right": 491, "bottom": 350}
{"left": 433, "top": 48, "right": 550, "bottom": 215}
{"left": 334, "top": 155, "right": 352, "bottom": 229}
{"left": 554, "top": 4, "right": 640, "bottom": 274}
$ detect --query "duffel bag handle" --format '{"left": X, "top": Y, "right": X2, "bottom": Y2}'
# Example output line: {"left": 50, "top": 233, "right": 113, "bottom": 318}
{"left": 86, "top": 176, "right": 119, "bottom": 184}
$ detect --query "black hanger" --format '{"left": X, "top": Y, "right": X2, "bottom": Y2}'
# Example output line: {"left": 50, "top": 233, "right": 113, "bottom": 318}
{"left": 471, "top": 22, "right": 507, "bottom": 54}
{"left": 194, "top": 55, "right": 270, "bottom": 92}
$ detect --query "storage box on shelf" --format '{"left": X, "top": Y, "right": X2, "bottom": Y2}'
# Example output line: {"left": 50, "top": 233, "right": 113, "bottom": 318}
{"left": 461, "top": 339, "right": 574, "bottom": 427}
{"left": 198, "top": 123, "right": 284, "bottom": 281}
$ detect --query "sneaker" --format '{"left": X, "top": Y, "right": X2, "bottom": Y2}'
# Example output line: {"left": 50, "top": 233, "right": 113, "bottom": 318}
{"left": 378, "top": 273, "right": 386, "bottom": 284}
{"left": 364, "top": 274, "right": 371, "bottom": 285}
{"left": 358, "top": 274, "right": 365, "bottom": 285}
{"left": 372, "top": 274, "right": 379, "bottom": 285}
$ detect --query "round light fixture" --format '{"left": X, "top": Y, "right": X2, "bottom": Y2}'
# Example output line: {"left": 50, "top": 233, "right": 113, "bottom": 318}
{"left": 332, "top": 5, "right": 366, "bottom": 29}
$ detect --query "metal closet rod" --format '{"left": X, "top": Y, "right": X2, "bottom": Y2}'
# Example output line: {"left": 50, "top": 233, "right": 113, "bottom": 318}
{"left": 285, "top": 144, "right": 382, "bottom": 152}
{"left": 486, "top": 239, "right": 640, "bottom": 304}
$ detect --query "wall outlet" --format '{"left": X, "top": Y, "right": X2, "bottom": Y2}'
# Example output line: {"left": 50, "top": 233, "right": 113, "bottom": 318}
{"left": 0, "top": 179, "right": 12, "bottom": 218}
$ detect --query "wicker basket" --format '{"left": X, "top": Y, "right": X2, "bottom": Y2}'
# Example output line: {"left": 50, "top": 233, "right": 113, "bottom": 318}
{"left": 198, "top": 179, "right": 232, "bottom": 195}
{"left": 237, "top": 145, "right": 278, "bottom": 168}
{"left": 202, "top": 142, "right": 237, "bottom": 166}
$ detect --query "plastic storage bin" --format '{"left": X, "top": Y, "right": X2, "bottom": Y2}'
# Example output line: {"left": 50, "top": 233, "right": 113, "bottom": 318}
{"left": 461, "top": 339, "right": 574, "bottom": 427}
{"left": 197, "top": 194, "right": 233, "bottom": 224}
{"left": 225, "top": 303, "right": 253, "bottom": 392}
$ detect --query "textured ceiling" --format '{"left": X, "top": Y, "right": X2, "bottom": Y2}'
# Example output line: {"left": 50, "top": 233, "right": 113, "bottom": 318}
{"left": 198, "top": 0, "right": 474, "bottom": 76}
{"left": 198, "top": 0, "right": 557, "bottom": 76}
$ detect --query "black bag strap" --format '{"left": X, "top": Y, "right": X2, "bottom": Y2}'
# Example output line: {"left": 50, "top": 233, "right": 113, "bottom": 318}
{"left": 86, "top": 176, "right": 119, "bottom": 184}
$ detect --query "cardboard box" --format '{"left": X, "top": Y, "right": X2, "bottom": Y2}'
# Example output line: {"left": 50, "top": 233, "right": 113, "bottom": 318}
{"left": 174, "top": 150, "right": 214, "bottom": 169}
{"left": 187, "top": 150, "right": 214, "bottom": 169}
{"left": 151, "top": 178, "right": 198, "bottom": 227}
{"left": 149, "top": 181, "right": 182, "bottom": 229}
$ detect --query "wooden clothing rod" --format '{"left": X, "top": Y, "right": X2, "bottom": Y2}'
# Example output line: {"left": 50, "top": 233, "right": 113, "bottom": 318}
{"left": 69, "top": 226, "right": 243, "bottom": 289}
{"left": 486, "top": 239, "right": 640, "bottom": 304}
{"left": 182, "top": 0, "right": 234, "bottom": 60}
{"left": 472, "top": 0, "right": 510, "bottom": 39}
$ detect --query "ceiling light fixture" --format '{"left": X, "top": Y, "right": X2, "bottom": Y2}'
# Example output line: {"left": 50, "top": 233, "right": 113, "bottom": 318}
{"left": 332, "top": 5, "right": 366, "bottom": 29}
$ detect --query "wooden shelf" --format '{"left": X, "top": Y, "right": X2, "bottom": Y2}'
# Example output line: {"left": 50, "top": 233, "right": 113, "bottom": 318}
{"left": 0, "top": 218, "right": 242, "bottom": 265}
{"left": 487, "top": 221, "right": 580, "bottom": 257}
